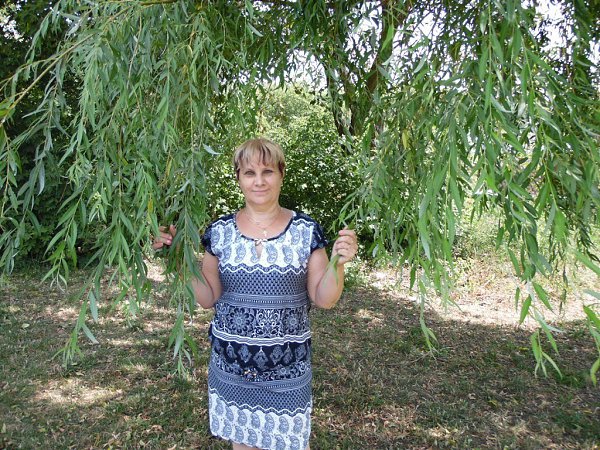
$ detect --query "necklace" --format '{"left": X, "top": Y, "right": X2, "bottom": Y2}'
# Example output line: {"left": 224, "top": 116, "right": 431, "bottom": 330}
{"left": 243, "top": 207, "right": 282, "bottom": 245}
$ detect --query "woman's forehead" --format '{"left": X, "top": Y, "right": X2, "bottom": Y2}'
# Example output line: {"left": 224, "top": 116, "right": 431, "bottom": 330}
{"left": 239, "top": 157, "right": 276, "bottom": 170}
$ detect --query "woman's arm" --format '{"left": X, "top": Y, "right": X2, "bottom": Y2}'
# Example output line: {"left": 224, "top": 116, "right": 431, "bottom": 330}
{"left": 307, "top": 229, "right": 357, "bottom": 309}
{"left": 191, "top": 252, "right": 222, "bottom": 309}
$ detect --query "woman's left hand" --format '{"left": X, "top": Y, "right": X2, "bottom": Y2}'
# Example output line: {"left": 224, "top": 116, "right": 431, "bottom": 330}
{"left": 331, "top": 228, "right": 358, "bottom": 265}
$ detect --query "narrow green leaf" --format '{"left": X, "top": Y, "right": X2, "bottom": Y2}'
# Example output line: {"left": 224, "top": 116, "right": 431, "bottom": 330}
{"left": 519, "top": 295, "right": 531, "bottom": 324}
{"left": 574, "top": 251, "right": 600, "bottom": 276}
{"left": 533, "top": 282, "right": 553, "bottom": 312}
{"left": 590, "top": 357, "right": 600, "bottom": 386}
{"left": 81, "top": 323, "right": 99, "bottom": 344}
{"left": 89, "top": 289, "right": 99, "bottom": 322}
{"left": 478, "top": 48, "right": 489, "bottom": 80}
{"left": 418, "top": 224, "right": 431, "bottom": 260}
{"left": 246, "top": 22, "right": 263, "bottom": 37}
{"left": 583, "top": 305, "right": 600, "bottom": 329}
{"left": 530, "top": 331, "right": 541, "bottom": 364}
{"left": 381, "top": 22, "right": 395, "bottom": 51}
{"left": 535, "top": 310, "right": 560, "bottom": 354}
{"left": 490, "top": 31, "right": 504, "bottom": 63}
{"left": 507, "top": 248, "right": 522, "bottom": 278}
{"left": 203, "top": 143, "right": 219, "bottom": 155}
{"left": 542, "top": 351, "right": 562, "bottom": 377}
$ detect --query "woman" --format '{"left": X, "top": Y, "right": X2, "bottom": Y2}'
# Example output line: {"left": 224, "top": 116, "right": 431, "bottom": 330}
{"left": 153, "top": 138, "right": 357, "bottom": 450}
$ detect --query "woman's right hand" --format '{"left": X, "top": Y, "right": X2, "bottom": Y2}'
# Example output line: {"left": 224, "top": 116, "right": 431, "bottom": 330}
{"left": 151, "top": 225, "right": 177, "bottom": 250}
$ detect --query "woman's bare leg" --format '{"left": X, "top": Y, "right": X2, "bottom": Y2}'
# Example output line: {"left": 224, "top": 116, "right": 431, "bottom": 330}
{"left": 232, "top": 443, "right": 260, "bottom": 450}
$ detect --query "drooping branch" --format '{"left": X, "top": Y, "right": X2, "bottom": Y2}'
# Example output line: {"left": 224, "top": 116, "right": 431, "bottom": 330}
{"left": 365, "top": 0, "right": 414, "bottom": 95}
{"left": 140, "top": 0, "right": 177, "bottom": 5}
{"left": 0, "top": 34, "right": 93, "bottom": 127}
{"left": 323, "top": 66, "right": 349, "bottom": 140}
{"left": 310, "top": 0, "right": 417, "bottom": 139}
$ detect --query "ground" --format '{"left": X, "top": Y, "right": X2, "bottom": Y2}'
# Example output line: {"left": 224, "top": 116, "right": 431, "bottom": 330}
{"left": 0, "top": 253, "right": 599, "bottom": 449}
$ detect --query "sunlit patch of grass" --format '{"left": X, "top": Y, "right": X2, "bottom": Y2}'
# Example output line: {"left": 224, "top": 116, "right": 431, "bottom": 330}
{"left": 33, "top": 379, "right": 123, "bottom": 406}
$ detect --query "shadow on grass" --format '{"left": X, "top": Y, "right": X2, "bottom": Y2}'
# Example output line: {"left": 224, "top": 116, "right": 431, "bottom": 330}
{"left": 1, "top": 269, "right": 598, "bottom": 449}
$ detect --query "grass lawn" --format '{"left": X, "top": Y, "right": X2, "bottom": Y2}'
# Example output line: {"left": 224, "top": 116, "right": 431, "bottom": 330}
{"left": 0, "top": 254, "right": 599, "bottom": 449}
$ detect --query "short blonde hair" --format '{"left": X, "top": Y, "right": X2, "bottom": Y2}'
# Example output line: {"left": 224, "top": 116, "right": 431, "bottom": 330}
{"left": 233, "top": 138, "right": 285, "bottom": 176}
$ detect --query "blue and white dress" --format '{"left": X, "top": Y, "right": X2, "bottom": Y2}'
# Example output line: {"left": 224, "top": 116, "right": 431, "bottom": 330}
{"left": 202, "top": 211, "right": 328, "bottom": 450}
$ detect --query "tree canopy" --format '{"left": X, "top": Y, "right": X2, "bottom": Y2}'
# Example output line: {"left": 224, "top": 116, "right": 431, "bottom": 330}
{"left": 1, "top": 0, "right": 599, "bottom": 377}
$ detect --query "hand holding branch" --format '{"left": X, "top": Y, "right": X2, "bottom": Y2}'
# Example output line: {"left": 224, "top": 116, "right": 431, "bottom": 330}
{"left": 151, "top": 225, "right": 176, "bottom": 250}
{"left": 331, "top": 228, "right": 358, "bottom": 265}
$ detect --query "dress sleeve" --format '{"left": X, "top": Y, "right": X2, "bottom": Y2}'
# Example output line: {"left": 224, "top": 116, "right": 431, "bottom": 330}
{"left": 310, "top": 220, "right": 329, "bottom": 253}
{"left": 201, "top": 223, "right": 215, "bottom": 256}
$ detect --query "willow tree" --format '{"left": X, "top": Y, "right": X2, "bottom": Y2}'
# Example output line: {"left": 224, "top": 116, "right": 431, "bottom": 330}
{"left": 1, "top": 0, "right": 599, "bottom": 378}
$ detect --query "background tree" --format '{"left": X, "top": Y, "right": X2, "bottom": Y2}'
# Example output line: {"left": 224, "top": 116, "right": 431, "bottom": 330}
{"left": 0, "top": 0, "right": 81, "bottom": 262}
{"left": 0, "top": 0, "right": 598, "bottom": 378}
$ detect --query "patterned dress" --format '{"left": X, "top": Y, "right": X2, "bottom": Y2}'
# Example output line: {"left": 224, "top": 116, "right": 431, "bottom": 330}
{"left": 201, "top": 211, "right": 328, "bottom": 450}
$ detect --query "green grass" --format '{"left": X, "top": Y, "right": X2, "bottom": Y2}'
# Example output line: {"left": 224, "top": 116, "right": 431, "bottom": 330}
{"left": 1, "top": 264, "right": 599, "bottom": 449}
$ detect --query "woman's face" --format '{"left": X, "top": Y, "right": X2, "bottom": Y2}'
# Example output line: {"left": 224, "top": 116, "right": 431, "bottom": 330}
{"left": 237, "top": 158, "right": 283, "bottom": 208}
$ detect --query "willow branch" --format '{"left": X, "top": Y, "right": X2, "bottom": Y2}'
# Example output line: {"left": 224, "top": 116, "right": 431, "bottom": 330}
{"left": 365, "top": 0, "right": 414, "bottom": 95}
{"left": 0, "top": 34, "right": 95, "bottom": 127}
{"left": 140, "top": 0, "right": 177, "bottom": 5}
{"left": 1, "top": 4, "right": 136, "bottom": 127}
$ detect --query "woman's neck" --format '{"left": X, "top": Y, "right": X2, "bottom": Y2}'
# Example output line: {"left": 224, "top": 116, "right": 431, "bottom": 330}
{"left": 243, "top": 203, "right": 281, "bottom": 219}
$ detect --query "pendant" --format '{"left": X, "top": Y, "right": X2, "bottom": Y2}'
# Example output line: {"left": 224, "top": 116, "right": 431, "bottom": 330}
{"left": 254, "top": 238, "right": 267, "bottom": 247}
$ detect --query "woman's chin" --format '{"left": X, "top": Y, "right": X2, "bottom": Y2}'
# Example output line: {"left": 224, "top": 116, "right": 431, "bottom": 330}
{"left": 246, "top": 196, "right": 277, "bottom": 205}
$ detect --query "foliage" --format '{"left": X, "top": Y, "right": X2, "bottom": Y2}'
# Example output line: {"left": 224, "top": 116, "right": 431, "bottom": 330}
{"left": 0, "top": 0, "right": 599, "bottom": 375}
